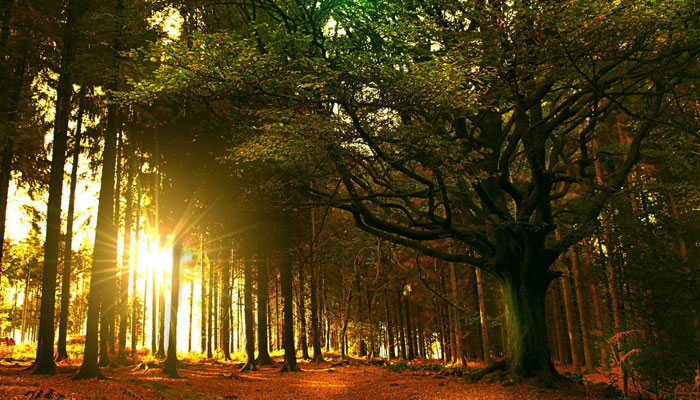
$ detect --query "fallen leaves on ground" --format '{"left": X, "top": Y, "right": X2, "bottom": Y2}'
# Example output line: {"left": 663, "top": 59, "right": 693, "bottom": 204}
{"left": 0, "top": 355, "right": 612, "bottom": 400}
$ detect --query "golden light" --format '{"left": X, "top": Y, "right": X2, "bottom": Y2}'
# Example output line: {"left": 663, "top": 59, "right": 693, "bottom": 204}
{"left": 137, "top": 238, "right": 173, "bottom": 280}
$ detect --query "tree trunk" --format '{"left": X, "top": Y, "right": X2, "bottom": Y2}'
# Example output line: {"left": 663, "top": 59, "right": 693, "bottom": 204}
{"left": 151, "top": 262, "right": 157, "bottom": 354}
{"left": 33, "top": 0, "right": 80, "bottom": 375}
{"left": 200, "top": 235, "right": 206, "bottom": 353}
{"left": 497, "top": 265, "right": 559, "bottom": 382}
{"left": 297, "top": 262, "right": 310, "bottom": 359}
{"left": 475, "top": 268, "right": 492, "bottom": 364}
{"left": 188, "top": 279, "right": 193, "bottom": 353}
{"left": 132, "top": 177, "right": 141, "bottom": 356}
{"left": 56, "top": 98, "right": 84, "bottom": 362}
{"left": 74, "top": 102, "right": 119, "bottom": 380}
{"left": 280, "top": 211, "right": 299, "bottom": 372}
{"left": 0, "top": 137, "right": 13, "bottom": 269}
{"left": 582, "top": 240, "right": 607, "bottom": 368}
{"left": 549, "top": 280, "right": 567, "bottom": 364}
{"left": 569, "top": 247, "right": 594, "bottom": 372}
{"left": 20, "top": 261, "right": 31, "bottom": 344}
{"left": 310, "top": 264, "right": 324, "bottom": 362}
{"left": 163, "top": 240, "right": 182, "bottom": 378}
{"left": 156, "top": 266, "right": 166, "bottom": 358}
{"left": 560, "top": 271, "right": 581, "bottom": 374}
{"left": 256, "top": 254, "right": 273, "bottom": 364}
{"left": 448, "top": 262, "right": 463, "bottom": 366}
{"left": 240, "top": 254, "right": 256, "bottom": 371}
{"left": 118, "top": 140, "right": 134, "bottom": 360}
{"left": 384, "top": 289, "right": 394, "bottom": 359}
{"left": 404, "top": 296, "right": 415, "bottom": 360}
{"left": 106, "top": 131, "right": 122, "bottom": 360}
{"left": 396, "top": 290, "right": 406, "bottom": 360}
{"left": 221, "top": 248, "right": 231, "bottom": 360}
{"left": 207, "top": 247, "right": 214, "bottom": 358}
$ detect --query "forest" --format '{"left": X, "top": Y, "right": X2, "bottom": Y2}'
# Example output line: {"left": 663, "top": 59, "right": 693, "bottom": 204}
{"left": 0, "top": 0, "right": 699, "bottom": 399}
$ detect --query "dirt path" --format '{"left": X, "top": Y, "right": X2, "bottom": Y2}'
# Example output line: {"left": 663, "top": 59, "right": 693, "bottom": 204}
{"left": 0, "top": 358, "right": 607, "bottom": 400}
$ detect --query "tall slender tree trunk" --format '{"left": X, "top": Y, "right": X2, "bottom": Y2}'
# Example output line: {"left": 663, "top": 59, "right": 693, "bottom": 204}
{"left": 475, "top": 268, "right": 492, "bottom": 364}
{"left": 549, "top": 280, "right": 567, "bottom": 364}
{"left": 297, "top": 262, "right": 310, "bottom": 359}
{"left": 0, "top": 10, "right": 27, "bottom": 276}
{"left": 200, "top": 235, "right": 206, "bottom": 353}
{"left": 0, "top": 137, "right": 13, "bottom": 269}
{"left": 222, "top": 248, "right": 231, "bottom": 361}
{"left": 132, "top": 177, "right": 141, "bottom": 357}
{"left": 75, "top": 99, "right": 119, "bottom": 381}
{"left": 163, "top": 240, "right": 182, "bottom": 378}
{"left": 105, "top": 132, "right": 122, "bottom": 361}
{"left": 582, "top": 240, "right": 607, "bottom": 368}
{"left": 156, "top": 268, "right": 166, "bottom": 358}
{"left": 34, "top": 0, "right": 80, "bottom": 375}
{"left": 275, "top": 270, "right": 280, "bottom": 351}
{"left": 256, "top": 254, "right": 273, "bottom": 364}
{"left": 56, "top": 97, "right": 84, "bottom": 361}
{"left": 404, "top": 296, "right": 415, "bottom": 360}
{"left": 21, "top": 261, "right": 31, "bottom": 344}
{"left": 240, "top": 254, "right": 256, "bottom": 371}
{"left": 396, "top": 290, "right": 406, "bottom": 360}
{"left": 594, "top": 160, "right": 623, "bottom": 331}
{"left": 118, "top": 139, "right": 134, "bottom": 360}
{"left": 309, "top": 259, "right": 324, "bottom": 361}
{"left": 448, "top": 262, "right": 463, "bottom": 366}
{"left": 151, "top": 262, "right": 157, "bottom": 354}
{"left": 569, "top": 247, "right": 594, "bottom": 372}
{"left": 188, "top": 279, "right": 193, "bottom": 353}
{"left": 384, "top": 289, "right": 394, "bottom": 359}
{"left": 280, "top": 211, "right": 299, "bottom": 372}
{"left": 560, "top": 273, "right": 581, "bottom": 374}
{"left": 207, "top": 248, "right": 214, "bottom": 358}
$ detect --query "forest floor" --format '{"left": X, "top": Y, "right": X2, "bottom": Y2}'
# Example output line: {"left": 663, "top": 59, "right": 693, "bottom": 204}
{"left": 0, "top": 346, "right": 616, "bottom": 400}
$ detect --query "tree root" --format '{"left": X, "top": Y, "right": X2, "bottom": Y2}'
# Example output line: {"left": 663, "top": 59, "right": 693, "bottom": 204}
{"left": 280, "top": 361, "right": 301, "bottom": 372}
{"left": 239, "top": 362, "right": 257, "bottom": 372}
{"left": 465, "top": 361, "right": 569, "bottom": 389}
{"left": 256, "top": 354, "right": 276, "bottom": 366}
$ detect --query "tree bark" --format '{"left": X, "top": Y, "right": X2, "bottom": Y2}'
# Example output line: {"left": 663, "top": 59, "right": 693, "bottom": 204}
{"left": 280, "top": 211, "right": 299, "bottom": 372}
{"left": 34, "top": 0, "right": 79, "bottom": 375}
{"left": 475, "top": 268, "right": 492, "bottom": 364}
{"left": 384, "top": 288, "right": 394, "bottom": 359}
{"left": 200, "top": 234, "right": 206, "bottom": 353}
{"left": 240, "top": 254, "right": 256, "bottom": 371}
{"left": 117, "top": 138, "right": 134, "bottom": 360}
{"left": 498, "top": 266, "right": 559, "bottom": 382}
{"left": 221, "top": 248, "right": 231, "bottom": 360}
{"left": 188, "top": 279, "right": 193, "bottom": 353}
{"left": 396, "top": 289, "right": 406, "bottom": 360}
{"left": 207, "top": 247, "right": 214, "bottom": 358}
{"left": 569, "top": 246, "right": 594, "bottom": 372}
{"left": 132, "top": 175, "right": 141, "bottom": 356}
{"left": 448, "top": 262, "right": 463, "bottom": 366}
{"left": 151, "top": 260, "right": 157, "bottom": 354}
{"left": 156, "top": 264, "right": 166, "bottom": 358}
{"left": 404, "top": 296, "right": 415, "bottom": 360}
{"left": 560, "top": 270, "right": 581, "bottom": 374}
{"left": 582, "top": 240, "right": 607, "bottom": 368}
{"left": 256, "top": 254, "right": 273, "bottom": 364}
{"left": 74, "top": 101, "right": 119, "bottom": 381}
{"left": 549, "top": 280, "right": 567, "bottom": 364}
{"left": 56, "top": 97, "right": 84, "bottom": 362}
{"left": 163, "top": 240, "right": 182, "bottom": 378}
{"left": 297, "top": 262, "right": 310, "bottom": 359}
